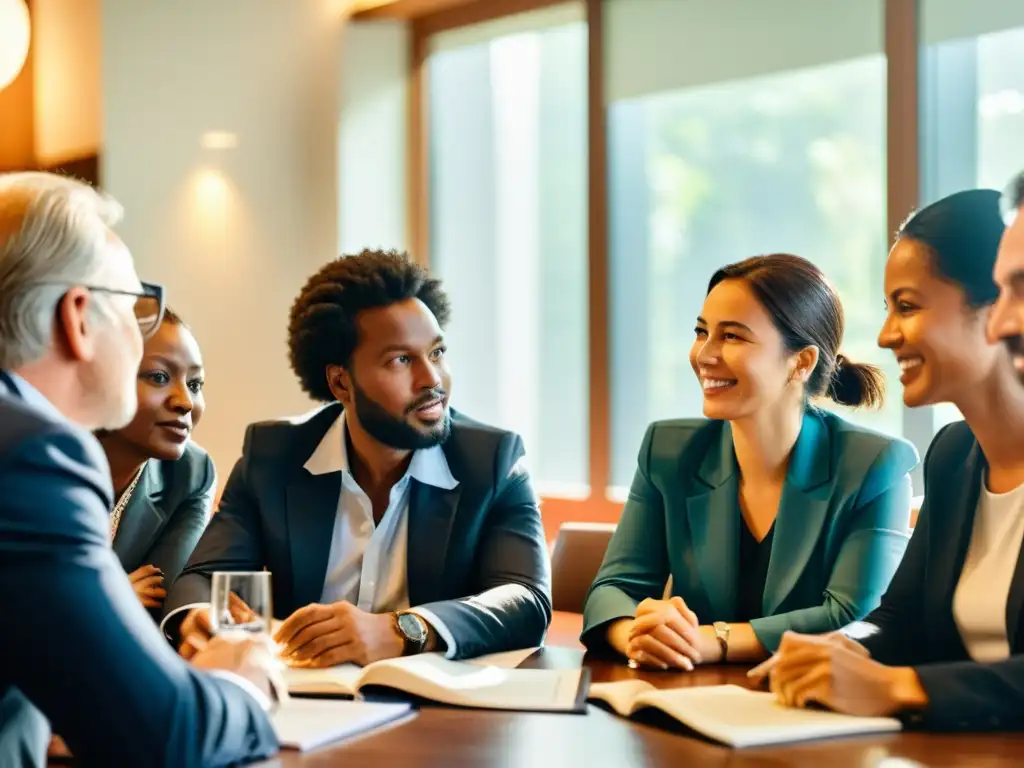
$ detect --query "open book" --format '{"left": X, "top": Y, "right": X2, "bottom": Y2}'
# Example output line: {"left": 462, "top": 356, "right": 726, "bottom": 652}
{"left": 271, "top": 699, "right": 413, "bottom": 752}
{"left": 587, "top": 682, "right": 902, "bottom": 748}
{"left": 283, "top": 652, "right": 588, "bottom": 712}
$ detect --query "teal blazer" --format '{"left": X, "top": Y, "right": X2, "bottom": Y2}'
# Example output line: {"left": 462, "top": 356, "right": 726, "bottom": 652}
{"left": 582, "top": 408, "right": 919, "bottom": 653}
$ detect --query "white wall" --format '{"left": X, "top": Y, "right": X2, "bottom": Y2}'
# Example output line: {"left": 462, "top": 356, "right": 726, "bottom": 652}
{"left": 338, "top": 21, "right": 409, "bottom": 255}
{"left": 33, "top": 0, "right": 102, "bottom": 163}
{"left": 102, "top": 0, "right": 344, "bottom": 483}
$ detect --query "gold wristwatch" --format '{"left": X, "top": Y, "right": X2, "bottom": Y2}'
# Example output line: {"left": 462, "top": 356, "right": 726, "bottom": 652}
{"left": 713, "top": 621, "right": 731, "bottom": 662}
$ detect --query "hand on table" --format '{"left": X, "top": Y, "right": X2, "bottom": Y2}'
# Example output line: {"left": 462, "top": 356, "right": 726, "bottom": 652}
{"left": 274, "top": 601, "right": 404, "bottom": 668}
{"left": 127, "top": 564, "right": 165, "bottom": 609}
{"left": 625, "top": 596, "right": 703, "bottom": 671}
{"left": 751, "top": 631, "right": 927, "bottom": 717}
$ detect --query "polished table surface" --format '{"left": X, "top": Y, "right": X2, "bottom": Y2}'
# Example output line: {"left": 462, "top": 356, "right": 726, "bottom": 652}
{"left": 262, "top": 643, "right": 1024, "bottom": 767}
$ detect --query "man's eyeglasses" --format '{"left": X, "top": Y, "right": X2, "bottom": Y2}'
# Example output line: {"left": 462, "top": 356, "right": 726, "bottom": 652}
{"left": 37, "top": 281, "right": 166, "bottom": 340}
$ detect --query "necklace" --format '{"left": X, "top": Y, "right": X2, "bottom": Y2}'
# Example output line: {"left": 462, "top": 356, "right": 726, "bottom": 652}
{"left": 110, "top": 465, "right": 146, "bottom": 542}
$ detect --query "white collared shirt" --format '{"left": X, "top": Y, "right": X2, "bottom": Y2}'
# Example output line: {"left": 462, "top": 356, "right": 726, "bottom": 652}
{"left": 303, "top": 411, "right": 460, "bottom": 657}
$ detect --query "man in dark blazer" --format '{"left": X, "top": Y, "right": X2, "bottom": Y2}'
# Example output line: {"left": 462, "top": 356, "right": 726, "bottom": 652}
{"left": 164, "top": 250, "right": 552, "bottom": 664}
{"left": 0, "top": 171, "right": 278, "bottom": 766}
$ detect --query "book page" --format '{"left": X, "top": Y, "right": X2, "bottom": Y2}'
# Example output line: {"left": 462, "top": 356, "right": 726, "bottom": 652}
{"left": 360, "top": 653, "right": 584, "bottom": 711}
{"left": 283, "top": 662, "right": 364, "bottom": 696}
{"left": 641, "top": 685, "right": 902, "bottom": 748}
{"left": 587, "top": 680, "right": 657, "bottom": 716}
{"left": 467, "top": 647, "right": 541, "bottom": 669}
{"left": 271, "top": 699, "right": 413, "bottom": 751}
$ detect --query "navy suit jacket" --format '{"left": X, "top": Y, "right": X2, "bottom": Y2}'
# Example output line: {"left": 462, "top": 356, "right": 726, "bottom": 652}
{"left": 858, "top": 420, "right": 1024, "bottom": 731}
{"left": 0, "top": 372, "right": 277, "bottom": 766}
{"left": 583, "top": 408, "right": 918, "bottom": 652}
{"left": 164, "top": 402, "right": 552, "bottom": 659}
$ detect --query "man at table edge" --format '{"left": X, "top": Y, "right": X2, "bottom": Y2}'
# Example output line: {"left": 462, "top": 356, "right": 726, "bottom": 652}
{"left": 163, "top": 249, "right": 552, "bottom": 666}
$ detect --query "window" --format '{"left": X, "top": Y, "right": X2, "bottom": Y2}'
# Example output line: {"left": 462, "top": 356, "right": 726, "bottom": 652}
{"left": 426, "top": 5, "right": 588, "bottom": 494}
{"left": 921, "top": 2, "right": 1024, "bottom": 428}
{"left": 607, "top": 0, "right": 889, "bottom": 489}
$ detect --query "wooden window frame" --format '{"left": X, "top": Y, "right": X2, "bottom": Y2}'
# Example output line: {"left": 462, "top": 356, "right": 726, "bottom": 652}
{"left": 396, "top": 0, "right": 924, "bottom": 540}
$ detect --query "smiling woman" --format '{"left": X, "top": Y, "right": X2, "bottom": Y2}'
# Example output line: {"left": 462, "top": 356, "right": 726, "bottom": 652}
{"left": 582, "top": 253, "right": 918, "bottom": 673}
{"left": 97, "top": 309, "right": 215, "bottom": 617}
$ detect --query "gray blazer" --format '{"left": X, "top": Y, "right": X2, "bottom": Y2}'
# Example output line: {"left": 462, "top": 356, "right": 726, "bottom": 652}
{"left": 113, "top": 442, "right": 214, "bottom": 587}
{"left": 164, "top": 402, "right": 552, "bottom": 659}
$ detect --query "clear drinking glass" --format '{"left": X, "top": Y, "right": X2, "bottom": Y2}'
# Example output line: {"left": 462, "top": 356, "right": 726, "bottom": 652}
{"left": 210, "top": 571, "right": 273, "bottom": 637}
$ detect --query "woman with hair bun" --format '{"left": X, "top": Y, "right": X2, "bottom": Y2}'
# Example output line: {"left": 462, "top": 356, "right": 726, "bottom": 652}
{"left": 582, "top": 253, "right": 918, "bottom": 669}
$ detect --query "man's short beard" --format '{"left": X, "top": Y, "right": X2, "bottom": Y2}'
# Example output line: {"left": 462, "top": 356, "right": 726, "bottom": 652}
{"left": 350, "top": 378, "right": 450, "bottom": 450}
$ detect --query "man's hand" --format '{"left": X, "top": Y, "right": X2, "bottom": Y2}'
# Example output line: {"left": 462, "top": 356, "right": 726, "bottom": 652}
{"left": 127, "top": 565, "right": 165, "bottom": 609}
{"left": 624, "top": 596, "right": 702, "bottom": 671}
{"left": 274, "top": 601, "right": 404, "bottom": 668}
{"left": 189, "top": 634, "right": 285, "bottom": 704}
{"left": 764, "top": 631, "right": 927, "bottom": 717}
{"left": 178, "top": 593, "right": 257, "bottom": 660}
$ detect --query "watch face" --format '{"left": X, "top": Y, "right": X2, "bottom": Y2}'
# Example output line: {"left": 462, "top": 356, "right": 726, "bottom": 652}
{"left": 397, "top": 612, "right": 428, "bottom": 642}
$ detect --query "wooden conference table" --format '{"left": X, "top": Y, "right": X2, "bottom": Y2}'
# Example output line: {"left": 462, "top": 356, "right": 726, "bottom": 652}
{"left": 263, "top": 613, "right": 1024, "bottom": 768}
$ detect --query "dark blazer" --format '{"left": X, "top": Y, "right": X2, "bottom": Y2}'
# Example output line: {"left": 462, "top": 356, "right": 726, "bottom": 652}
{"left": 0, "top": 372, "right": 277, "bottom": 767}
{"left": 583, "top": 408, "right": 918, "bottom": 653}
{"left": 857, "top": 420, "right": 1024, "bottom": 732}
{"left": 164, "top": 403, "right": 552, "bottom": 659}
{"left": 113, "top": 442, "right": 214, "bottom": 587}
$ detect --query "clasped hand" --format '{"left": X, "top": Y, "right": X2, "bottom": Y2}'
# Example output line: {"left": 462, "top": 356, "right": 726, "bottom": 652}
{"left": 625, "top": 596, "right": 707, "bottom": 671}
{"left": 747, "top": 631, "right": 923, "bottom": 717}
{"left": 274, "top": 601, "right": 404, "bottom": 668}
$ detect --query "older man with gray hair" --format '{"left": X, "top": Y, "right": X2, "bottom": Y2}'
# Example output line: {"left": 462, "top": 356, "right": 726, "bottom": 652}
{"left": 0, "top": 172, "right": 279, "bottom": 767}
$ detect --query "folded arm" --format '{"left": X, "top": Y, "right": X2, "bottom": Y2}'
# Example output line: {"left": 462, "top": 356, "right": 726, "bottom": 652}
{"left": 908, "top": 656, "right": 1024, "bottom": 731}
{"left": 749, "top": 442, "right": 914, "bottom": 652}
{"left": 413, "top": 436, "right": 552, "bottom": 659}
{"left": 847, "top": 433, "right": 944, "bottom": 666}
{"left": 0, "top": 426, "right": 276, "bottom": 767}
{"left": 581, "top": 424, "right": 671, "bottom": 653}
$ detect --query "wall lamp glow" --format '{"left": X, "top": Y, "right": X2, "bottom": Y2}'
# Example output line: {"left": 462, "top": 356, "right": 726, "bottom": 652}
{"left": 200, "top": 131, "right": 239, "bottom": 150}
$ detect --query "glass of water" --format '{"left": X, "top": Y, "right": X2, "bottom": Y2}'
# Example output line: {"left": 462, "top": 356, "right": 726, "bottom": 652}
{"left": 210, "top": 571, "right": 273, "bottom": 637}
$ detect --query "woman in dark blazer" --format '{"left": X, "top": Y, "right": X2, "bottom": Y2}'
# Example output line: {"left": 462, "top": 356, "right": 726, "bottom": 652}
{"left": 763, "top": 188, "right": 1024, "bottom": 731}
{"left": 582, "top": 254, "right": 918, "bottom": 669}
{"left": 98, "top": 308, "right": 214, "bottom": 614}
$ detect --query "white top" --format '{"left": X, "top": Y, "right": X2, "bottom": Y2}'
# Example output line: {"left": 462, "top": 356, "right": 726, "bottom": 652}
{"left": 952, "top": 478, "right": 1024, "bottom": 662}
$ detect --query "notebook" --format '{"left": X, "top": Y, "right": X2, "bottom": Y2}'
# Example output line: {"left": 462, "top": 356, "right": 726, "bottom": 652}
{"left": 270, "top": 698, "right": 413, "bottom": 752}
{"left": 283, "top": 652, "right": 589, "bottom": 712}
{"left": 587, "top": 681, "right": 902, "bottom": 748}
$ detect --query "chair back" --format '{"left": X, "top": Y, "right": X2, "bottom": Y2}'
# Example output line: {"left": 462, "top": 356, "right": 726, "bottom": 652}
{"left": 550, "top": 522, "right": 616, "bottom": 613}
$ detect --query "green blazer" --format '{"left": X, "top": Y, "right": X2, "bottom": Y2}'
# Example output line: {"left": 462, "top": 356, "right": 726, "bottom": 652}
{"left": 582, "top": 408, "right": 919, "bottom": 653}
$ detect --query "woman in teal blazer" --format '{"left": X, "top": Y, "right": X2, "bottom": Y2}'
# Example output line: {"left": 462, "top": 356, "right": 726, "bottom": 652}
{"left": 583, "top": 254, "right": 918, "bottom": 669}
